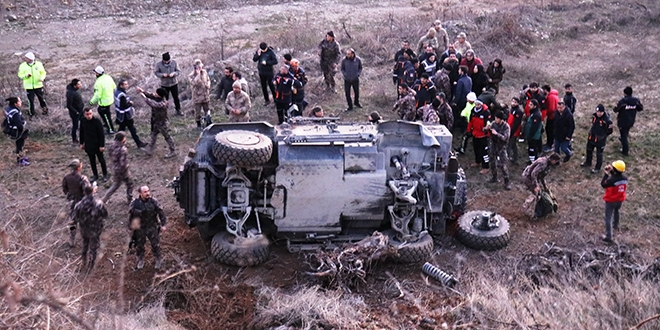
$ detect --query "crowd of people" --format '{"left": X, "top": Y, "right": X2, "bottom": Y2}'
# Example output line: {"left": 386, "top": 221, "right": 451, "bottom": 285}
{"left": 2, "top": 22, "right": 645, "bottom": 272}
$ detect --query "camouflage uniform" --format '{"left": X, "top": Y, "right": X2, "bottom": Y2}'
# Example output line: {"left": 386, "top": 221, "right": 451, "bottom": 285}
{"left": 417, "top": 104, "right": 439, "bottom": 124}
{"left": 144, "top": 93, "right": 176, "bottom": 155}
{"left": 436, "top": 101, "right": 454, "bottom": 131}
{"left": 393, "top": 91, "right": 417, "bottom": 120}
{"left": 489, "top": 120, "right": 511, "bottom": 187}
{"left": 62, "top": 169, "right": 91, "bottom": 245}
{"left": 188, "top": 68, "right": 211, "bottom": 122}
{"left": 129, "top": 196, "right": 166, "bottom": 264}
{"left": 225, "top": 90, "right": 251, "bottom": 122}
{"left": 102, "top": 140, "right": 133, "bottom": 203}
{"left": 73, "top": 193, "right": 108, "bottom": 270}
{"left": 433, "top": 69, "right": 452, "bottom": 101}
{"left": 318, "top": 39, "right": 342, "bottom": 89}
{"left": 522, "top": 156, "right": 552, "bottom": 193}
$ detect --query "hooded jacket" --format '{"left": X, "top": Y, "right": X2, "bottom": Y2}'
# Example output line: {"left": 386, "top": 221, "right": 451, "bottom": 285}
{"left": 471, "top": 64, "right": 489, "bottom": 97}
{"left": 66, "top": 83, "right": 84, "bottom": 117}
{"left": 253, "top": 46, "right": 278, "bottom": 76}
{"left": 3, "top": 105, "right": 26, "bottom": 140}
{"left": 545, "top": 89, "right": 560, "bottom": 120}
{"left": 485, "top": 60, "right": 505, "bottom": 87}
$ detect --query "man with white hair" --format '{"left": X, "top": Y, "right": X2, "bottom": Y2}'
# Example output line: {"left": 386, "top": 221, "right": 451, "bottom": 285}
{"left": 17, "top": 52, "right": 48, "bottom": 117}
{"left": 225, "top": 81, "right": 251, "bottom": 122}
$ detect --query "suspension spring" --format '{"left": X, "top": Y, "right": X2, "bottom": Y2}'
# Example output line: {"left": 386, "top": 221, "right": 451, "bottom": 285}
{"left": 422, "top": 262, "right": 457, "bottom": 287}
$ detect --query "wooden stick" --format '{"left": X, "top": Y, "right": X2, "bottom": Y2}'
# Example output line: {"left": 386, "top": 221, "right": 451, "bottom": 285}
{"left": 630, "top": 314, "right": 660, "bottom": 330}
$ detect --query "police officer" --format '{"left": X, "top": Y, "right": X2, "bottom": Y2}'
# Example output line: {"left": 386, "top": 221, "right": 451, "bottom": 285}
{"left": 73, "top": 185, "right": 107, "bottom": 272}
{"left": 487, "top": 111, "right": 511, "bottom": 190}
{"left": 62, "top": 159, "right": 91, "bottom": 247}
{"left": 614, "top": 86, "right": 643, "bottom": 156}
{"left": 581, "top": 104, "right": 613, "bottom": 174}
{"left": 129, "top": 186, "right": 166, "bottom": 270}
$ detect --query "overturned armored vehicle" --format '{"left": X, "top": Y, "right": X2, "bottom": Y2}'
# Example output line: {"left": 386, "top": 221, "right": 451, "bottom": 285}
{"left": 172, "top": 119, "right": 510, "bottom": 266}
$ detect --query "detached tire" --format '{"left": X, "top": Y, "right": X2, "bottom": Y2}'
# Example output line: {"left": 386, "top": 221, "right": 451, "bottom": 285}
{"left": 211, "top": 232, "right": 270, "bottom": 267}
{"left": 385, "top": 230, "right": 434, "bottom": 263}
{"left": 212, "top": 130, "right": 273, "bottom": 167}
{"left": 456, "top": 211, "right": 510, "bottom": 251}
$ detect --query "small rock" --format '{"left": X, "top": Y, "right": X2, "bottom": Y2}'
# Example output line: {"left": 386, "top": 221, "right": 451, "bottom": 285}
{"left": 126, "top": 18, "right": 136, "bottom": 25}
{"left": 7, "top": 14, "right": 18, "bottom": 22}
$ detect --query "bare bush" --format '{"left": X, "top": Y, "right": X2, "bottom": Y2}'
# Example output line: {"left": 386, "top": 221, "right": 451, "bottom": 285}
{"left": 249, "top": 285, "right": 366, "bottom": 330}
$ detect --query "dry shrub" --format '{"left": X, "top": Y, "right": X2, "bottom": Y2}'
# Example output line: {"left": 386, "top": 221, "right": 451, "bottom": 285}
{"left": 249, "top": 286, "right": 366, "bottom": 330}
{"left": 473, "top": 10, "right": 539, "bottom": 57}
{"left": 455, "top": 245, "right": 660, "bottom": 329}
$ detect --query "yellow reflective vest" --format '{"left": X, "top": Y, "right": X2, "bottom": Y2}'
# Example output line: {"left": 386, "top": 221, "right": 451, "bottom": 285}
{"left": 90, "top": 74, "right": 116, "bottom": 107}
{"left": 18, "top": 61, "right": 46, "bottom": 90}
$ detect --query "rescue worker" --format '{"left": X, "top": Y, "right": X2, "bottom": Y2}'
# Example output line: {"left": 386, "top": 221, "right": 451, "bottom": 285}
{"left": 466, "top": 100, "right": 491, "bottom": 174}
{"left": 521, "top": 153, "right": 561, "bottom": 207}
{"left": 155, "top": 52, "right": 183, "bottom": 116}
{"left": 581, "top": 104, "right": 613, "bottom": 173}
{"left": 17, "top": 52, "right": 48, "bottom": 117}
{"left": 73, "top": 185, "right": 108, "bottom": 272}
{"left": 273, "top": 65, "right": 295, "bottom": 124}
{"left": 487, "top": 111, "right": 511, "bottom": 189}
{"left": 392, "top": 83, "right": 417, "bottom": 120}
{"left": 318, "top": 31, "right": 342, "bottom": 92}
{"left": 3, "top": 97, "right": 30, "bottom": 166}
{"left": 253, "top": 42, "right": 278, "bottom": 106}
{"left": 136, "top": 87, "right": 177, "bottom": 158}
{"left": 542, "top": 85, "right": 560, "bottom": 152}
{"left": 523, "top": 82, "right": 546, "bottom": 118}
{"left": 188, "top": 59, "right": 211, "bottom": 129}
{"left": 114, "top": 80, "right": 147, "bottom": 148}
{"left": 289, "top": 59, "right": 308, "bottom": 115}
{"left": 129, "top": 186, "right": 166, "bottom": 270}
{"left": 600, "top": 160, "right": 627, "bottom": 243}
{"left": 102, "top": 132, "right": 133, "bottom": 204}
{"left": 225, "top": 81, "right": 251, "bottom": 122}
{"left": 507, "top": 97, "right": 524, "bottom": 163}
{"left": 79, "top": 107, "right": 108, "bottom": 182}
{"left": 454, "top": 92, "right": 476, "bottom": 154}
{"left": 90, "top": 66, "right": 116, "bottom": 134}
{"left": 62, "top": 159, "right": 91, "bottom": 247}
{"left": 412, "top": 73, "right": 436, "bottom": 109}
{"left": 524, "top": 99, "right": 543, "bottom": 164}
{"left": 614, "top": 86, "right": 643, "bottom": 156}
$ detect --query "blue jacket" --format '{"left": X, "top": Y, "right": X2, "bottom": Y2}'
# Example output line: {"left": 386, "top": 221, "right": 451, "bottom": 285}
{"left": 453, "top": 74, "right": 472, "bottom": 110}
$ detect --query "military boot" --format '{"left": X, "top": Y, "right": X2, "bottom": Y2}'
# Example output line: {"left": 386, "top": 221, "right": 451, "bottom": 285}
{"left": 154, "top": 256, "right": 163, "bottom": 270}
{"left": 136, "top": 256, "right": 145, "bottom": 269}
{"left": 504, "top": 178, "right": 512, "bottom": 190}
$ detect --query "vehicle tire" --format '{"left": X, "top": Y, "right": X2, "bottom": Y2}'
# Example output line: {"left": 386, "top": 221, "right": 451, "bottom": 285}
{"left": 385, "top": 230, "right": 434, "bottom": 263}
{"left": 456, "top": 210, "right": 510, "bottom": 251}
{"left": 212, "top": 130, "right": 273, "bottom": 167}
{"left": 211, "top": 232, "right": 270, "bottom": 267}
{"left": 196, "top": 222, "right": 218, "bottom": 241}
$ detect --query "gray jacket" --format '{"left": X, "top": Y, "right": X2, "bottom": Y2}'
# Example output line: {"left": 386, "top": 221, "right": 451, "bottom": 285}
{"left": 341, "top": 56, "right": 362, "bottom": 81}
{"left": 155, "top": 60, "right": 180, "bottom": 87}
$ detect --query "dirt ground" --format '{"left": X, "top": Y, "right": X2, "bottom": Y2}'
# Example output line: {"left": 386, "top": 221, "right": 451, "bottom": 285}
{"left": 1, "top": 0, "right": 659, "bottom": 329}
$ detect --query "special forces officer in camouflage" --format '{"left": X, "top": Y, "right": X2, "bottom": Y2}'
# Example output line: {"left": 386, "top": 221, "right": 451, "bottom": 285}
{"left": 73, "top": 185, "right": 108, "bottom": 272}
{"left": 129, "top": 186, "right": 167, "bottom": 270}
{"left": 62, "top": 159, "right": 91, "bottom": 247}
{"left": 137, "top": 87, "right": 176, "bottom": 158}
{"left": 487, "top": 111, "right": 512, "bottom": 190}
{"left": 102, "top": 132, "right": 133, "bottom": 204}
{"left": 318, "top": 31, "right": 342, "bottom": 92}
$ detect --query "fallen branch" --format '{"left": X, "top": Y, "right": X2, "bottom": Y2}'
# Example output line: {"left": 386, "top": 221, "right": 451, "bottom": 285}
{"left": 630, "top": 313, "right": 660, "bottom": 330}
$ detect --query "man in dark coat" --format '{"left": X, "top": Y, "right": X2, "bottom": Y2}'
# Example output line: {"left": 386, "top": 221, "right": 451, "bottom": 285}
{"left": 452, "top": 65, "right": 472, "bottom": 122}
{"left": 73, "top": 185, "right": 107, "bottom": 272}
{"left": 341, "top": 48, "right": 363, "bottom": 111}
{"left": 62, "top": 158, "right": 91, "bottom": 247}
{"left": 66, "top": 79, "right": 84, "bottom": 144}
{"left": 79, "top": 107, "right": 108, "bottom": 182}
{"left": 253, "top": 42, "right": 278, "bottom": 106}
{"left": 614, "top": 86, "right": 643, "bottom": 156}
{"left": 553, "top": 102, "right": 575, "bottom": 162}
{"left": 216, "top": 66, "right": 234, "bottom": 102}
{"left": 581, "top": 104, "right": 613, "bottom": 173}
{"left": 563, "top": 83, "right": 578, "bottom": 114}
{"left": 129, "top": 186, "right": 167, "bottom": 270}
{"left": 273, "top": 65, "right": 295, "bottom": 124}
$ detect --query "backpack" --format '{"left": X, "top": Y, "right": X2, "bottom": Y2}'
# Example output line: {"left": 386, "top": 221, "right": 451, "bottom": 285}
{"left": 2, "top": 109, "right": 19, "bottom": 139}
{"left": 534, "top": 190, "right": 558, "bottom": 218}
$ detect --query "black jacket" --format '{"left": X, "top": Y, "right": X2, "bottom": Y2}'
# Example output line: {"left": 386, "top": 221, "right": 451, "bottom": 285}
{"left": 394, "top": 48, "right": 416, "bottom": 62}
{"left": 587, "top": 112, "right": 613, "bottom": 147}
{"left": 563, "top": 92, "right": 577, "bottom": 113}
{"left": 471, "top": 65, "right": 489, "bottom": 97}
{"left": 273, "top": 72, "right": 295, "bottom": 104}
{"left": 66, "top": 84, "right": 84, "bottom": 117}
{"left": 252, "top": 47, "right": 278, "bottom": 76}
{"left": 216, "top": 75, "right": 234, "bottom": 100}
{"left": 79, "top": 116, "right": 105, "bottom": 151}
{"left": 614, "top": 95, "right": 643, "bottom": 128}
{"left": 412, "top": 80, "right": 436, "bottom": 108}
{"left": 553, "top": 109, "right": 575, "bottom": 141}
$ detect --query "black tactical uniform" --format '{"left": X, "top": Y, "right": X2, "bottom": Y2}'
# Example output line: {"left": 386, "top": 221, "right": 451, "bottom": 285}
{"left": 129, "top": 196, "right": 166, "bottom": 268}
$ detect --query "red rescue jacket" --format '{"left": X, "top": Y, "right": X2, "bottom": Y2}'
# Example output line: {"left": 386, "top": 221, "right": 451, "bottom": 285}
{"left": 467, "top": 105, "right": 491, "bottom": 138}
{"left": 601, "top": 173, "right": 627, "bottom": 203}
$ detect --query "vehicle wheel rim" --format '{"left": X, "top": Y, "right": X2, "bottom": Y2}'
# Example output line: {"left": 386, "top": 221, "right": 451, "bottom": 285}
{"left": 226, "top": 133, "right": 261, "bottom": 146}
